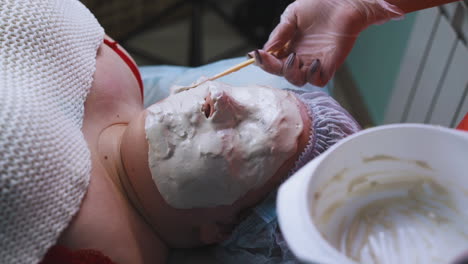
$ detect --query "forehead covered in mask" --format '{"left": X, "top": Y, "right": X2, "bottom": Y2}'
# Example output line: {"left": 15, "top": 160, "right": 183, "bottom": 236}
{"left": 145, "top": 81, "right": 304, "bottom": 209}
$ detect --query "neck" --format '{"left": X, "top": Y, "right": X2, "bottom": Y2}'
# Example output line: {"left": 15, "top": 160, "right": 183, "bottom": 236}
{"left": 98, "top": 124, "right": 158, "bottom": 238}
{"left": 98, "top": 124, "right": 127, "bottom": 193}
{"left": 58, "top": 121, "right": 169, "bottom": 264}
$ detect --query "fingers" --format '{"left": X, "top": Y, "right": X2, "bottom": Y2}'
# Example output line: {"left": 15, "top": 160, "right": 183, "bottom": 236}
{"left": 251, "top": 50, "right": 328, "bottom": 87}
{"left": 283, "top": 55, "right": 334, "bottom": 88}
{"left": 313, "top": 58, "right": 334, "bottom": 87}
{"left": 310, "top": 37, "right": 354, "bottom": 87}
{"left": 264, "top": 21, "right": 296, "bottom": 55}
{"left": 306, "top": 59, "right": 321, "bottom": 86}
{"left": 283, "top": 53, "right": 307, "bottom": 87}
{"left": 252, "top": 49, "right": 283, "bottom": 76}
{"left": 263, "top": 3, "right": 298, "bottom": 54}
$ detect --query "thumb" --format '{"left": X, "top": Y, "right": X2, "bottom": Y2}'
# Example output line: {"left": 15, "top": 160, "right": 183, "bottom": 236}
{"left": 264, "top": 3, "right": 298, "bottom": 55}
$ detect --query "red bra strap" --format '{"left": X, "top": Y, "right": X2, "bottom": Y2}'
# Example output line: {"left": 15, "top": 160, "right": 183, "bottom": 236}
{"left": 103, "top": 39, "right": 144, "bottom": 99}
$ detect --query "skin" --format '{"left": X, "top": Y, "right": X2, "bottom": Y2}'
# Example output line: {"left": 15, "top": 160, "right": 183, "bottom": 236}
{"left": 56, "top": 36, "right": 311, "bottom": 264}
{"left": 254, "top": 0, "right": 460, "bottom": 87}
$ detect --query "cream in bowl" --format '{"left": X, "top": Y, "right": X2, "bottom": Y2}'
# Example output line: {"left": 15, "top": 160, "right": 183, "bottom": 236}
{"left": 277, "top": 124, "right": 468, "bottom": 264}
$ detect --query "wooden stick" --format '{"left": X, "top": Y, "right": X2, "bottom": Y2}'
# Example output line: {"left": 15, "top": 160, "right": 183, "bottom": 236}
{"left": 177, "top": 58, "right": 256, "bottom": 92}
{"left": 177, "top": 41, "right": 291, "bottom": 93}
{"left": 176, "top": 42, "right": 290, "bottom": 92}
{"left": 208, "top": 57, "right": 256, "bottom": 81}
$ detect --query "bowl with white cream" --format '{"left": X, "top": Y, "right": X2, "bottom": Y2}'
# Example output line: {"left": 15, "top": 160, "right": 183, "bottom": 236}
{"left": 277, "top": 124, "right": 468, "bottom": 264}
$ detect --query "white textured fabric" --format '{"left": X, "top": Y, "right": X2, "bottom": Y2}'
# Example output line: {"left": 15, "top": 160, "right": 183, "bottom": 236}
{"left": 0, "top": 0, "right": 103, "bottom": 263}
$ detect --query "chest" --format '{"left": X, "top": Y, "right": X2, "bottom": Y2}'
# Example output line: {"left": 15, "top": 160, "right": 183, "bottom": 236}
{"left": 83, "top": 44, "right": 144, "bottom": 129}
{"left": 85, "top": 45, "right": 143, "bottom": 119}
{"left": 57, "top": 159, "right": 168, "bottom": 263}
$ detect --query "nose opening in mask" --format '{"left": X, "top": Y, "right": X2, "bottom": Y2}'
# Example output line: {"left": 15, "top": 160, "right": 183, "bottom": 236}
{"left": 202, "top": 93, "right": 216, "bottom": 118}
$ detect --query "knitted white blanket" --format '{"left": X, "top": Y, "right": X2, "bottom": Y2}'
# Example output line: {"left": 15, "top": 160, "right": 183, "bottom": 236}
{"left": 0, "top": 0, "right": 103, "bottom": 263}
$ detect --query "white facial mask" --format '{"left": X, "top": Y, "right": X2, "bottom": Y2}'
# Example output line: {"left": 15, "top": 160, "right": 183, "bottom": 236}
{"left": 145, "top": 81, "right": 304, "bottom": 208}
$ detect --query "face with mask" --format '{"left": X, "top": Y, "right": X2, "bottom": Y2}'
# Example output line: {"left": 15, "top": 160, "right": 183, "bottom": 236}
{"left": 145, "top": 81, "right": 305, "bottom": 209}
{"left": 119, "top": 81, "right": 312, "bottom": 247}
{"left": 119, "top": 81, "right": 362, "bottom": 249}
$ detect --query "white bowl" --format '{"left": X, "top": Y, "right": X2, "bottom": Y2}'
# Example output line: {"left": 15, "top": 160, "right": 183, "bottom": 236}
{"left": 278, "top": 124, "right": 468, "bottom": 264}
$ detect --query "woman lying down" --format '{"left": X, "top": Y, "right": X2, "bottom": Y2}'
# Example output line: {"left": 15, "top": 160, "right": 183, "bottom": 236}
{"left": 0, "top": 1, "right": 360, "bottom": 263}
{"left": 45, "top": 84, "right": 360, "bottom": 264}
{"left": 61, "top": 85, "right": 360, "bottom": 263}
{"left": 52, "top": 86, "right": 360, "bottom": 264}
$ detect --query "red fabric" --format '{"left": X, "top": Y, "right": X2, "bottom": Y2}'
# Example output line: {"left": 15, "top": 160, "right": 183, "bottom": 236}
{"left": 40, "top": 246, "right": 117, "bottom": 264}
{"left": 456, "top": 113, "right": 468, "bottom": 132}
{"left": 103, "top": 39, "right": 144, "bottom": 100}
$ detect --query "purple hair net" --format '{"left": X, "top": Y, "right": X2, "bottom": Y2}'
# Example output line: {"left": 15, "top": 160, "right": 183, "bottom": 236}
{"left": 290, "top": 90, "right": 361, "bottom": 175}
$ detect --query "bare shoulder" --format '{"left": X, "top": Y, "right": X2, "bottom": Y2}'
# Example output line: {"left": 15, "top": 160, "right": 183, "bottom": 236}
{"left": 83, "top": 41, "right": 143, "bottom": 128}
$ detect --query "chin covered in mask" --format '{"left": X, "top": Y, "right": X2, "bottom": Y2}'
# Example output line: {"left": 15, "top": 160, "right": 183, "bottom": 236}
{"left": 118, "top": 80, "right": 360, "bottom": 252}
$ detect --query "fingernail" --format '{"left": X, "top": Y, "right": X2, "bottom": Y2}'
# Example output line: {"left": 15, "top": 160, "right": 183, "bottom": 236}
{"left": 247, "top": 51, "right": 254, "bottom": 59}
{"left": 310, "top": 59, "right": 320, "bottom": 74}
{"left": 254, "top": 49, "right": 263, "bottom": 65}
{"left": 285, "top": 52, "right": 296, "bottom": 69}
{"left": 307, "top": 59, "right": 320, "bottom": 83}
